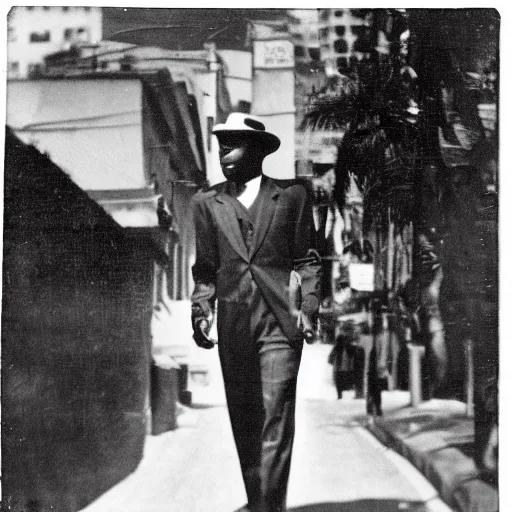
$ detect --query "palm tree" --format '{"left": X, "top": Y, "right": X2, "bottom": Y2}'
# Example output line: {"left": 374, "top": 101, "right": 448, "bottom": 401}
{"left": 300, "top": 8, "right": 449, "bottom": 401}
{"left": 301, "top": 7, "right": 499, "bottom": 476}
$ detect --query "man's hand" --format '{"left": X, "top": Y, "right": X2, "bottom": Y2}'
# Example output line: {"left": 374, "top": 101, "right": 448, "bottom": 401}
{"left": 192, "top": 317, "right": 216, "bottom": 350}
{"left": 301, "top": 294, "right": 319, "bottom": 344}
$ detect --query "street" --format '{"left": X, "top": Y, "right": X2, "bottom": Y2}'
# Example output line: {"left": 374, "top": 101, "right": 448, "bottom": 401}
{"left": 82, "top": 344, "right": 451, "bottom": 512}
{"left": 3, "top": 9, "right": 498, "bottom": 512}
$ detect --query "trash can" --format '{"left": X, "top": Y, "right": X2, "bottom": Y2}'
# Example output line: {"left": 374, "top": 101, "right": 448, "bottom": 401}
{"left": 150, "top": 356, "right": 180, "bottom": 435}
{"left": 178, "top": 364, "right": 192, "bottom": 406}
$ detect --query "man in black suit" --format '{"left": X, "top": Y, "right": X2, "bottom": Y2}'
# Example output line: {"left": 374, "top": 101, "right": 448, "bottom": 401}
{"left": 190, "top": 113, "right": 322, "bottom": 512}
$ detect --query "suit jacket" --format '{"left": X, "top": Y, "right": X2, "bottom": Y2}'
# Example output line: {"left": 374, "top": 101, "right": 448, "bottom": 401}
{"left": 191, "top": 175, "right": 322, "bottom": 344}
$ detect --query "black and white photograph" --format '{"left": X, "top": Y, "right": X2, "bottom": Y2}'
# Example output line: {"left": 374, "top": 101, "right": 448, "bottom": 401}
{"left": 1, "top": 6, "right": 502, "bottom": 512}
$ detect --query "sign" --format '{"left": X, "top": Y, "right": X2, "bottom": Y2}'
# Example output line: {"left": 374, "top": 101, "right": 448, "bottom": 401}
{"left": 254, "top": 40, "right": 294, "bottom": 69}
{"left": 348, "top": 263, "right": 375, "bottom": 292}
{"left": 295, "top": 129, "right": 345, "bottom": 164}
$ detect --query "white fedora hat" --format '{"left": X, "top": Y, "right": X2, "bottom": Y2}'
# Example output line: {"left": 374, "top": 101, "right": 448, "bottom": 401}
{"left": 212, "top": 113, "right": 281, "bottom": 155}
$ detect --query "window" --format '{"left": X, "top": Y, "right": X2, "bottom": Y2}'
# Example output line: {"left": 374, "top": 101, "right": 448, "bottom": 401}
{"left": 352, "top": 27, "right": 372, "bottom": 53}
{"left": 7, "top": 26, "right": 17, "bottom": 42}
{"left": 30, "top": 31, "right": 51, "bottom": 43}
{"left": 307, "top": 29, "right": 318, "bottom": 43}
{"left": 337, "top": 56, "right": 348, "bottom": 71}
{"left": 334, "top": 10, "right": 343, "bottom": 17}
{"left": 9, "top": 61, "right": 19, "bottom": 73}
{"left": 76, "top": 27, "right": 90, "bottom": 42}
{"left": 320, "top": 27, "right": 329, "bottom": 40}
{"left": 308, "top": 48, "right": 320, "bottom": 61}
{"left": 319, "top": 10, "right": 330, "bottom": 21}
{"left": 335, "top": 25, "right": 345, "bottom": 37}
{"left": 350, "top": 26, "right": 366, "bottom": 38}
{"left": 334, "top": 38, "right": 347, "bottom": 54}
{"left": 63, "top": 27, "right": 90, "bottom": 43}
{"left": 27, "top": 63, "right": 43, "bottom": 77}
{"left": 294, "top": 46, "right": 305, "bottom": 58}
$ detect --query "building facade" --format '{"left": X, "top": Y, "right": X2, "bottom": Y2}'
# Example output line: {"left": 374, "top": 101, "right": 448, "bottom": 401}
{"left": 3, "top": 128, "right": 160, "bottom": 511}
{"left": 7, "top": 6, "right": 102, "bottom": 79}
{"left": 317, "top": 9, "right": 368, "bottom": 75}
{"left": 288, "top": 9, "right": 321, "bottom": 65}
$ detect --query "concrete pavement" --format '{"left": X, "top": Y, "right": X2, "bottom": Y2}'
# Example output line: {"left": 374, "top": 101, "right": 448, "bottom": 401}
{"left": 365, "top": 396, "right": 498, "bottom": 512}
{"left": 82, "top": 344, "right": 452, "bottom": 512}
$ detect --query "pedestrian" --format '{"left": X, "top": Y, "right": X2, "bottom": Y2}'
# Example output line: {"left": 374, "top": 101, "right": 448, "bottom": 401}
{"left": 190, "top": 113, "right": 322, "bottom": 512}
{"left": 366, "top": 300, "right": 391, "bottom": 416}
{"left": 328, "top": 320, "right": 357, "bottom": 399}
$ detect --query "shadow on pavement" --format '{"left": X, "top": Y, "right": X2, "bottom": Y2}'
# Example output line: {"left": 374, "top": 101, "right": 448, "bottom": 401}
{"left": 430, "top": 440, "right": 475, "bottom": 458}
{"left": 288, "top": 499, "right": 427, "bottom": 511}
{"left": 401, "top": 418, "right": 463, "bottom": 439}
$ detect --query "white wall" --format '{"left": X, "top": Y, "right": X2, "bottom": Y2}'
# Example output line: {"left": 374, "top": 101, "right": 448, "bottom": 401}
{"left": 252, "top": 66, "right": 296, "bottom": 179}
{"left": 261, "top": 115, "right": 297, "bottom": 179}
{"left": 217, "top": 49, "right": 252, "bottom": 108}
{"left": 6, "top": 79, "right": 146, "bottom": 191}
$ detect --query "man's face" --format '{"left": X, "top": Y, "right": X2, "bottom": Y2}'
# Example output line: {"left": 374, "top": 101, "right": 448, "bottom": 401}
{"left": 217, "top": 133, "right": 264, "bottom": 183}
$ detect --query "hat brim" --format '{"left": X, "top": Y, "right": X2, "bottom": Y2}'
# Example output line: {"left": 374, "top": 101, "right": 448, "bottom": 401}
{"left": 213, "top": 128, "right": 281, "bottom": 155}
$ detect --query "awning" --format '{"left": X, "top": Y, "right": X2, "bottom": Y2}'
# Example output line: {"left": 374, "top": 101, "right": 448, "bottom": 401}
{"left": 141, "top": 68, "right": 205, "bottom": 184}
{"left": 174, "top": 81, "right": 205, "bottom": 171}
{"left": 103, "top": 8, "right": 291, "bottom": 51}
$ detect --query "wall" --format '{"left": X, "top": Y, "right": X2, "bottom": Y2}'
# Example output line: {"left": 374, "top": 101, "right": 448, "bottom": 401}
{"left": 6, "top": 78, "right": 146, "bottom": 191}
{"left": 2, "top": 129, "right": 154, "bottom": 512}
{"left": 217, "top": 49, "right": 253, "bottom": 109}
{"left": 438, "top": 167, "right": 498, "bottom": 470}
{"left": 83, "top": 44, "right": 222, "bottom": 187}
{"left": 252, "top": 38, "right": 296, "bottom": 179}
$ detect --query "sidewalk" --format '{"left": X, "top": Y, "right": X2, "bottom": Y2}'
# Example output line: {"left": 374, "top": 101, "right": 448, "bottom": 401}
{"left": 82, "top": 344, "right": 448, "bottom": 512}
{"left": 363, "top": 391, "right": 498, "bottom": 512}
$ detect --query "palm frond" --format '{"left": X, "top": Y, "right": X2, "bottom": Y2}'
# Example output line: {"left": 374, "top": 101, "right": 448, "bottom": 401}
{"left": 301, "top": 52, "right": 420, "bottom": 229}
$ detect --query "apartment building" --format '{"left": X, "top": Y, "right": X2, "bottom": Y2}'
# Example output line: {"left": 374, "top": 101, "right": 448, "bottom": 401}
{"left": 317, "top": 9, "right": 370, "bottom": 74}
{"left": 7, "top": 6, "right": 102, "bottom": 79}
{"left": 288, "top": 9, "right": 320, "bottom": 64}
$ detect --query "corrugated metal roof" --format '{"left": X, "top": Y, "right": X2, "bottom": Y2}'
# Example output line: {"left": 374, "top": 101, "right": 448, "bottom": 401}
{"left": 141, "top": 68, "right": 204, "bottom": 183}
{"left": 103, "top": 8, "right": 291, "bottom": 51}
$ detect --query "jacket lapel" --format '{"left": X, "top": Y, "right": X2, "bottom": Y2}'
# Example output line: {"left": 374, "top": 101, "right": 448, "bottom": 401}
{"left": 214, "top": 188, "right": 250, "bottom": 263}
{"left": 249, "top": 175, "right": 280, "bottom": 260}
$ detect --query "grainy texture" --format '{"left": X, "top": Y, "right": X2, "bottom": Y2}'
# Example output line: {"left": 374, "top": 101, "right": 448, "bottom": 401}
{"left": 2, "top": 129, "right": 154, "bottom": 512}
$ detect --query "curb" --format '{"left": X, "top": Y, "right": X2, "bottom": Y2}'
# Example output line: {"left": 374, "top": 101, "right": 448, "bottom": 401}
{"left": 363, "top": 412, "right": 498, "bottom": 512}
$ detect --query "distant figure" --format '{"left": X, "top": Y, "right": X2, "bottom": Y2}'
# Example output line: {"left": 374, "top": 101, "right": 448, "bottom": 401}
{"left": 367, "top": 302, "right": 391, "bottom": 416}
{"left": 329, "top": 320, "right": 357, "bottom": 399}
{"left": 190, "top": 113, "right": 322, "bottom": 512}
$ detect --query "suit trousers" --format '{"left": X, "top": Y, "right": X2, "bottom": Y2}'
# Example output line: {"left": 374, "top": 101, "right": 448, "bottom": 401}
{"left": 221, "top": 341, "right": 302, "bottom": 512}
